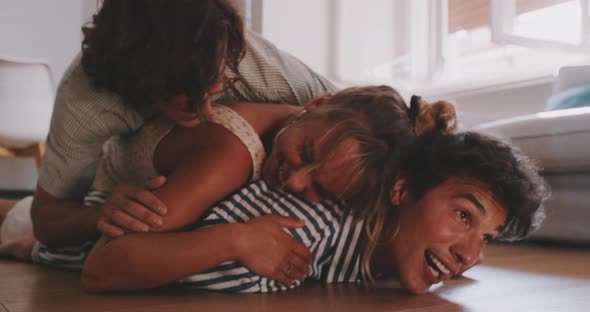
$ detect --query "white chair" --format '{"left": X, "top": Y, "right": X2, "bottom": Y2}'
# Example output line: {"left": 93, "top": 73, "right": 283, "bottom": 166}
{"left": 0, "top": 56, "right": 55, "bottom": 169}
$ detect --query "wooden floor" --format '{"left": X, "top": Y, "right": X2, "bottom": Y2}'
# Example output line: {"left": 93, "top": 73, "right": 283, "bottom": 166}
{"left": 0, "top": 243, "right": 589, "bottom": 312}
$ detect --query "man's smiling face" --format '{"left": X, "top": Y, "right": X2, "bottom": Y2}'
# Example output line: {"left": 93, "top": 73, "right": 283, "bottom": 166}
{"left": 380, "top": 177, "right": 507, "bottom": 294}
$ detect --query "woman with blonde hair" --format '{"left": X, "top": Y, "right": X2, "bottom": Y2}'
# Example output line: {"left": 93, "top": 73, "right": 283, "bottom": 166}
{"left": 79, "top": 87, "right": 469, "bottom": 292}
{"left": 80, "top": 88, "right": 547, "bottom": 294}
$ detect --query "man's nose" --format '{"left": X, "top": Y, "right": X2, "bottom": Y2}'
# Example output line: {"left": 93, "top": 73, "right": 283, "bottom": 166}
{"left": 450, "top": 233, "right": 484, "bottom": 270}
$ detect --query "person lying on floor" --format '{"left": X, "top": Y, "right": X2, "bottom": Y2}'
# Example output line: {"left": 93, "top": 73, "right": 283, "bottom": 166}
{"left": 3, "top": 94, "right": 546, "bottom": 293}
{"left": 79, "top": 130, "right": 548, "bottom": 294}
{"left": 0, "top": 86, "right": 421, "bottom": 279}
{"left": 0, "top": 86, "right": 510, "bottom": 295}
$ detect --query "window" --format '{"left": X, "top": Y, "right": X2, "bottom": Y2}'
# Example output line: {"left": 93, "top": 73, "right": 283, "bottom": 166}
{"left": 331, "top": 0, "right": 590, "bottom": 96}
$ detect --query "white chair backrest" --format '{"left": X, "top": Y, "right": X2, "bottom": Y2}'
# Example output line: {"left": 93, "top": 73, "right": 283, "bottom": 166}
{"left": 553, "top": 65, "right": 590, "bottom": 94}
{"left": 0, "top": 56, "right": 55, "bottom": 148}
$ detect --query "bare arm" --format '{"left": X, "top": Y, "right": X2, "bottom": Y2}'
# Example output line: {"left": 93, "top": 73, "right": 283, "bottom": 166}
{"left": 31, "top": 188, "right": 102, "bottom": 245}
{"left": 82, "top": 215, "right": 310, "bottom": 292}
{"left": 149, "top": 122, "right": 253, "bottom": 232}
{"left": 82, "top": 223, "right": 241, "bottom": 291}
{"left": 82, "top": 121, "right": 313, "bottom": 291}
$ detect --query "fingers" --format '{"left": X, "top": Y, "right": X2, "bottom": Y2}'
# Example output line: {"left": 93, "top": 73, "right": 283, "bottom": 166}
{"left": 125, "top": 187, "right": 167, "bottom": 215}
{"left": 98, "top": 182, "right": 169, "bottom": 237}
{"left": 275, "top": 272, "right": 294, "bottom": 287}
{"left": 121, "top": 199, "right": 163, "bottom": 228}
{"left": 144, "top": 176, "right": 167, "bottom": 190}
{"left": 272, "top": 215, "right": 305, "bottom": 228}
{"left": 287, "top": 253, "right": 309, "bottom": 281}
{"left": 97, "top": 218, "right": 124, "bottom": 238}
{"left": 110, "top": 210, "right": 149, "bottom": 233}
{"left": 289, "top": 239, "right": 312, "bottom": 264}
{"left": 276, "top": 263, "right": 296, "bottom": 287}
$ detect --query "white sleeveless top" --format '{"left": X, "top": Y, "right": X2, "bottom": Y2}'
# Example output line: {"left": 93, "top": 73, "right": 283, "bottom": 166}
{"left": 92, "top": 105, "right": 266, "bottom": 192}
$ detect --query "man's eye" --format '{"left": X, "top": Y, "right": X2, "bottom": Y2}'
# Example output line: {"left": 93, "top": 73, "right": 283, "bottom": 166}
{"left": 482, "top": 234, "right": 493, "bottom": 243}
{"left": 456, "top": 210, "right": 470, "bottom": 225}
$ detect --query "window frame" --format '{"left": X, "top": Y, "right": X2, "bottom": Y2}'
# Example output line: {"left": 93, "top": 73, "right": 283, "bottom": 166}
{"left": 490, "top": 0, "right": 590, "bottom": 53}
{"left": 400, "top": 0, "right": 590, "bottom": 97}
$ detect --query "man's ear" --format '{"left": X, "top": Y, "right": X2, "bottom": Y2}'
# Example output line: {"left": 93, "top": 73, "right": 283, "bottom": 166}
{"left": 390, "top": 178, "right": 408, "bottom": 206}
{"left": 304, "top": 93, "right": 332, "bottom": 110}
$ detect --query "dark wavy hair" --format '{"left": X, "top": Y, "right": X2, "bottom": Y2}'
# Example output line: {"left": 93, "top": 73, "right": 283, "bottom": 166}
{"left": 396, "top": 132, "right": 550, "bottom": 241}
{"left": 81, "top": 0, "right": 246, "bottom": 113}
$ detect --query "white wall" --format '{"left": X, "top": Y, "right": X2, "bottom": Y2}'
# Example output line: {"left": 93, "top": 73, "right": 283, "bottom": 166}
{"left": 0, "top": 0, "right": 97, "bottom": 83}
{"left": 334, "top": 0, "right": 395, "bottom": 81}
{"left": 261, "top": 0, "right": 332, "bottom": 76}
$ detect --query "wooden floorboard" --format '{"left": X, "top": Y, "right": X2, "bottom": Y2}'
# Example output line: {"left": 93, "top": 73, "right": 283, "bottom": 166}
{"left": 0, "top": 243, "right": 589, "bottom": 312}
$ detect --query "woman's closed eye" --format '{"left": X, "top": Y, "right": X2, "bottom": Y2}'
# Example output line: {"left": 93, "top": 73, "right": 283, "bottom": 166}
{"left": 298, "top": 139, "right": 315, "bottom": 164}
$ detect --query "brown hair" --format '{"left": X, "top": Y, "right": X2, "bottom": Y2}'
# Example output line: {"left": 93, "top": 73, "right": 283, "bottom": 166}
{"left": 360, "top": 131, "right": 549, "bottom": 284}
{"left": 81, "top": 0, "right": 245, "bottom": 114}
{"left": 396, "top": 132, "right": 549, "bottom": 241}
{"left": 282, "top": 86, "right": 458, "bottom": 282}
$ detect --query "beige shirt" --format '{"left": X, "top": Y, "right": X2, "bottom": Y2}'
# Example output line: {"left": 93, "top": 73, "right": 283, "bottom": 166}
{"left": 38, "top": 30, "right": 336, "bottom": 198}
{"left": 92, "top": 105, "right": 265, "bottom": 193}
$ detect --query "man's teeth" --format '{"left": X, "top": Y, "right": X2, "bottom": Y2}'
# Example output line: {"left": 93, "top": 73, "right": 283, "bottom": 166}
{"left": 428, "top": 265, "right": 439, "bottom": 277}
{"left": 427, "top": 251, "right": 451, "bottom": 275}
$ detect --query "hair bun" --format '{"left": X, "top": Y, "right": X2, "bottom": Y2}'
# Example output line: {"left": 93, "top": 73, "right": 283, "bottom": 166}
{"left": 409, "top": 95, "right": 457, "bottom": 135}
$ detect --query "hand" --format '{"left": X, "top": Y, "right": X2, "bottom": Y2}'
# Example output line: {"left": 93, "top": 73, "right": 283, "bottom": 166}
{"left": 234, "top": 214, "right": 312, "bottom": 286}
{"left": 97, "top": 176, "right": 168, "bottom": 238}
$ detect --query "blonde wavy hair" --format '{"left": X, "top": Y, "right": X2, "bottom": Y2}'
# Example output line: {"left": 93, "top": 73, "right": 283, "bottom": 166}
{"left": 285, "top": 87, "right": 458, "bottom": 283}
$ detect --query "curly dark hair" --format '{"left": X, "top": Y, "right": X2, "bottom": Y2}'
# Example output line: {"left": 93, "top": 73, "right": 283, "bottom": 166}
{"left": 81, "top": 0, "right": 246, "bottom": 113}
{"left": 395, "top": 132, "right": 550, "bottom": 241}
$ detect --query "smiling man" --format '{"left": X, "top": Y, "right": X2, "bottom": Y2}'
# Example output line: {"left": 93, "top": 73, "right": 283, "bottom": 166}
{"left": 377, "top": 178, "right": 507, "bottom": 293}
{"left": 369, "top": 132, "right": 549, "bottom": 294}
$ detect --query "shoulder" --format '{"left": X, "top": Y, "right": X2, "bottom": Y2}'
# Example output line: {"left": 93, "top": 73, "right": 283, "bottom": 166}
{"left": 51, "top": 54, "right": 144, "bottom": 139}
{"left": 154, "top": 118, "right": 253, "bottom": 177}
{"left": 216, "top": 30, "right": 337, "bottom": 105}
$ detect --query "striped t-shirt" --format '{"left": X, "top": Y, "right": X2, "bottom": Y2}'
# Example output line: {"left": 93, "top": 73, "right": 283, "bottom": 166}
{"left": 33, "top": 180, "right": 365, "bottom": 293}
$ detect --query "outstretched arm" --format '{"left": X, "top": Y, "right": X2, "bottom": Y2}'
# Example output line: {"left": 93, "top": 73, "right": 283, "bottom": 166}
{"left": 82, "top": 215, "right": 311, "bottom": 292}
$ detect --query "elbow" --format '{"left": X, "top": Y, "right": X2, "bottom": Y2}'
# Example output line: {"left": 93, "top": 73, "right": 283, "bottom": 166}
{"left": 81, "top": 264, "right": 113, "bottom": 293}
{"left": 81, "top": 252, "right": 144, "bottom": 292}
{"left": 81, "top": 256, "right": 125, "bottom": 293}
{"left": 81, "top": 269, "right": 105, "bottom": 292}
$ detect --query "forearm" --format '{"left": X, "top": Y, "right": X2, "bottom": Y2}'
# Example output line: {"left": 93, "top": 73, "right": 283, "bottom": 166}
{"left": 82, "top": 223, "right": 242, "bottom": 292}
{"left": 32, "top": 192, "right": 101, "bottom": 246}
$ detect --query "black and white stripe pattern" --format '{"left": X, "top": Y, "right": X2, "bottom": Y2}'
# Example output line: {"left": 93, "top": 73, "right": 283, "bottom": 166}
{"left": 179, "top": 180, "right": 364, "bottom": 292}
{"left": 32, "top": 181, "right": 364, "bottom": 293}
{"left": 31, "top": 190, "right": 109, "bottom": 269}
